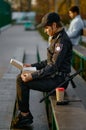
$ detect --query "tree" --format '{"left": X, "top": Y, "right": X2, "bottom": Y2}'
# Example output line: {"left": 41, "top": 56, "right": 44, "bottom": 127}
{"left": 35, "top": 0, "right": 50, "bottom": 14}
{"left": 27, "top": 0, "right": 31, "bottom": 11}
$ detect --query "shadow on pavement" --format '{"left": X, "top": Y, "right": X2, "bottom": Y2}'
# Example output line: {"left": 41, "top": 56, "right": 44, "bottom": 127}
{"left": 11, "top": 125, "right": 33, "bottom": 130}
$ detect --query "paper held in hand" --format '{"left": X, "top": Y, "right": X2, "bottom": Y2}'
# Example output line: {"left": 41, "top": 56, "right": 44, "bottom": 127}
{"left": 10, "top": 59, "right": 36, "bottom": 72}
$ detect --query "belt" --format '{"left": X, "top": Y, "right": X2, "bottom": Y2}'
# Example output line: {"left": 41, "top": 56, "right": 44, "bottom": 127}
{"left": 55, "top": 72, "right": 70, "bottom": 77}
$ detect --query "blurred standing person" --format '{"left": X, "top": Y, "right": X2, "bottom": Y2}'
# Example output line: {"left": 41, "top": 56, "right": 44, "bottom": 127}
{"left": 66, "top": 5, "right": 84, "bottom": 46}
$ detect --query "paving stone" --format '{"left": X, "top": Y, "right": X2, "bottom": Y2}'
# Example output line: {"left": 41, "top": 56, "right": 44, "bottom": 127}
{"left": 0, "top": 46, "right": 25, "bottom": 130}
{"left": 0, "top": 25, "right": 49, "bottom": 130}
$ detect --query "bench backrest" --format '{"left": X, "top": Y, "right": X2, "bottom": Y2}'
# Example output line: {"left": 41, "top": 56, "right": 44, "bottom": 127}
{"left": 82, "top": 28, "right": 86, "bottom": 36}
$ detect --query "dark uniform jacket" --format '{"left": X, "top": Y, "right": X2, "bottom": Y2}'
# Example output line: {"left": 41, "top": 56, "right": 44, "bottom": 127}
{"left": 31, "top": 28, "right": 72, "bottom": 79}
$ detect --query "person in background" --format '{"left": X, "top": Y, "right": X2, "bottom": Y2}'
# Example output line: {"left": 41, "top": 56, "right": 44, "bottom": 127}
{"left": 12, "top": 12, "right": 72, "bottom": 128}
{"left": 66, "top": 5, "right": 84, "bottom": 46}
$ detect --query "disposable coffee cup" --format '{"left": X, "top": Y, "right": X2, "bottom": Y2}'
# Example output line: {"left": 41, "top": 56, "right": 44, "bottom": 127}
{"left": 56, "top": 87, "right": 64, "bottom": 102}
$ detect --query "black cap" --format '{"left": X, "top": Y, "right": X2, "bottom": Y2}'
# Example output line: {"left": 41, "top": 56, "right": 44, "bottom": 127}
{"left": 37, "top": 12, "right": 60, "bottom": 28}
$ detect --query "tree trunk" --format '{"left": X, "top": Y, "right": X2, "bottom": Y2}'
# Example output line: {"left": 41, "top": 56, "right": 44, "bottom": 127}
{"left": 27, "top": 0, "right": 31, "bottom": 11}
{"left": 66, "top": 0, "right": 71, "bottom": 11}
{"left": 58, "top": 0, "right": 67, "bottom": 12}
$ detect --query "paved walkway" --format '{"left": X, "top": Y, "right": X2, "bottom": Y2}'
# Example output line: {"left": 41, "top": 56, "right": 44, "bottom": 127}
{"left": 0, "top": 25, "right": 47, "bottom": 77}
{"left": 0, "top": 25, "right": 48, "bottom": 130}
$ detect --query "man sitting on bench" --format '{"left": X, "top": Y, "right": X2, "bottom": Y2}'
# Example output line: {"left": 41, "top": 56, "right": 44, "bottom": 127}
{"left": 66, "top": 5, "right": 84, "bottom": 46}
{"left": 13, "top": 12, "right": 72, "bottom": 128}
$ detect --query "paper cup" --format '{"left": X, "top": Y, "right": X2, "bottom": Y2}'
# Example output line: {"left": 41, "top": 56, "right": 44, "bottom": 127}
{"left": 56, "top": 88, "right": 64, "bottom": 102}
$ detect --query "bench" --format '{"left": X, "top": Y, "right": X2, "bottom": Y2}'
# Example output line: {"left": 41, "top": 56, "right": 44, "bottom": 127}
{"left": 49, "top": 85, "right": 86, "bottom": 130}
{"left": 72, "top": 28, "right": 86, "bottom": 78}
{"left": 71, "top": 67, "right": 86, "bottom": 108}
{"left": 46, "top": 28, "right": 86, "bottom": 129}
{"left": 82, "top": 28, "right": 86, "bottom": 36}
{"left": 72, "top": 45, "right": 86, "bottom": 77}
{"left": 47, "top": 67, "right": 86, "bottom": 130}
{"left": 35, "top": 31, "right": 86, "bottom": 129}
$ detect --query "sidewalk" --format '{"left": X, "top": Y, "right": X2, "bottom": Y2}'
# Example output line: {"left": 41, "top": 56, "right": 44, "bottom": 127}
{"left": 0, "top": 25, "right": 48, "bottom": 130}
{"left": 0, "top": 47, "right": 25, "bottom": 130}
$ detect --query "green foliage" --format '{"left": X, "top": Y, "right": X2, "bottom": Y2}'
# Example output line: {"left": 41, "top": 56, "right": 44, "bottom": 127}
{"left": 0, "top": 0, "right": 11, "bottom": 27}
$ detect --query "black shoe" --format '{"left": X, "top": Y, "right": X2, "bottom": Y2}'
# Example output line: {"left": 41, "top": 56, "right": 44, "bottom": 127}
{"left": 12, "top": 112, "right": 33, "bottom": 128}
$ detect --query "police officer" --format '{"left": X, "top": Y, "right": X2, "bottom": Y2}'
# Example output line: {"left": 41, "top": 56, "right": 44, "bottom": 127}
{"left": 13, "top": 12, "right": 72, "bottom": 128}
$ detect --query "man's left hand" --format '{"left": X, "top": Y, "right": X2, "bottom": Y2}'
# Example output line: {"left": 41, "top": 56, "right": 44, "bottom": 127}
{"left": 21, "top": 72, "right": 33, "bottom": 82}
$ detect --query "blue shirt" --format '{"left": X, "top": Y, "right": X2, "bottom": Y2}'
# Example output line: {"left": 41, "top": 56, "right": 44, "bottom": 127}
{"left": 67, "top": 15, "right": 84, "bottom": 46}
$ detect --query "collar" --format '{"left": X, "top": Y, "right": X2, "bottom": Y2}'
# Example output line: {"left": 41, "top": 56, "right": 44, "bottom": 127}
{"left": 52, "top": 27, "right": 64, "bottom": 39}
{"left": 73, "top": 15, "right": 81, "bottom": 20}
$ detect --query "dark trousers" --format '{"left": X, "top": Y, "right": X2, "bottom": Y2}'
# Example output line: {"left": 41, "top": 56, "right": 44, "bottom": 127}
{"left": 16, "top": 74, "right": 68, "bottom": 113}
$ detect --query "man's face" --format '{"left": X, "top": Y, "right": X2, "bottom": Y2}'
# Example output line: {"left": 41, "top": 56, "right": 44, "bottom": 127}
{"left": 69, "top": 11, "right": 76, "bottom": 19}
{"left": 44, "top": 23, "right": 57, "bottom": 36}
{"left": 44, "top": 26, "right": 53, "bottom": 36}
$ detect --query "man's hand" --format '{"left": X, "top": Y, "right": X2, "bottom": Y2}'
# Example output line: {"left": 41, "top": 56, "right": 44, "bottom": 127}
{"left": 21, "top": 71, "right": 33, "bottom": 82}
{"left": 23, "top": 63, "right": 31, "bottom": 67}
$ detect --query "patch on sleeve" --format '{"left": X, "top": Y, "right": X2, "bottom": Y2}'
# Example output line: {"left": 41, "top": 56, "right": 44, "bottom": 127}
{"left": 55, "top": 43, "right": 63, "bottom": 52}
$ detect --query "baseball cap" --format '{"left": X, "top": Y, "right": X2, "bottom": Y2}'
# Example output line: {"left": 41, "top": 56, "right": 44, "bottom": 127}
{"left": 37, "top": 12, "right": 60, "bottom": 28}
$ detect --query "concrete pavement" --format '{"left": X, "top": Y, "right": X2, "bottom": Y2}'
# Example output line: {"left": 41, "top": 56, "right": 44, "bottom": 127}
{"left": 0, "top": 25, "right": 49, "bottom": 130}
{"left": 0, "top": 25, "right": 47, "bottom": 77}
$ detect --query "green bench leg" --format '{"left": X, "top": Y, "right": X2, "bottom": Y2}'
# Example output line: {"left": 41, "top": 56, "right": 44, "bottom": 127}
{"left": 72, "top": 51, "right": 75, "bottom": 66}
{"left": 52, "top": 113, "right": 57, "bottom": 130}
{"left": 80, "top": 58, "right": 84, "bottom": 77}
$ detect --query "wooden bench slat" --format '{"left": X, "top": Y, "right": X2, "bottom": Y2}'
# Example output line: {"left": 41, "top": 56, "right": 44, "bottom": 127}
{"left": 73, "top": 45, "right": 86, "bottom": 59}
{"left": 49, "top": 83, "right": 86, "bottom": 130}
{"left": 71, "top": 67, "right": 86, "bottom": 108}
{"left": 83, "top": 28, "right": 86, "bottom": 36}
